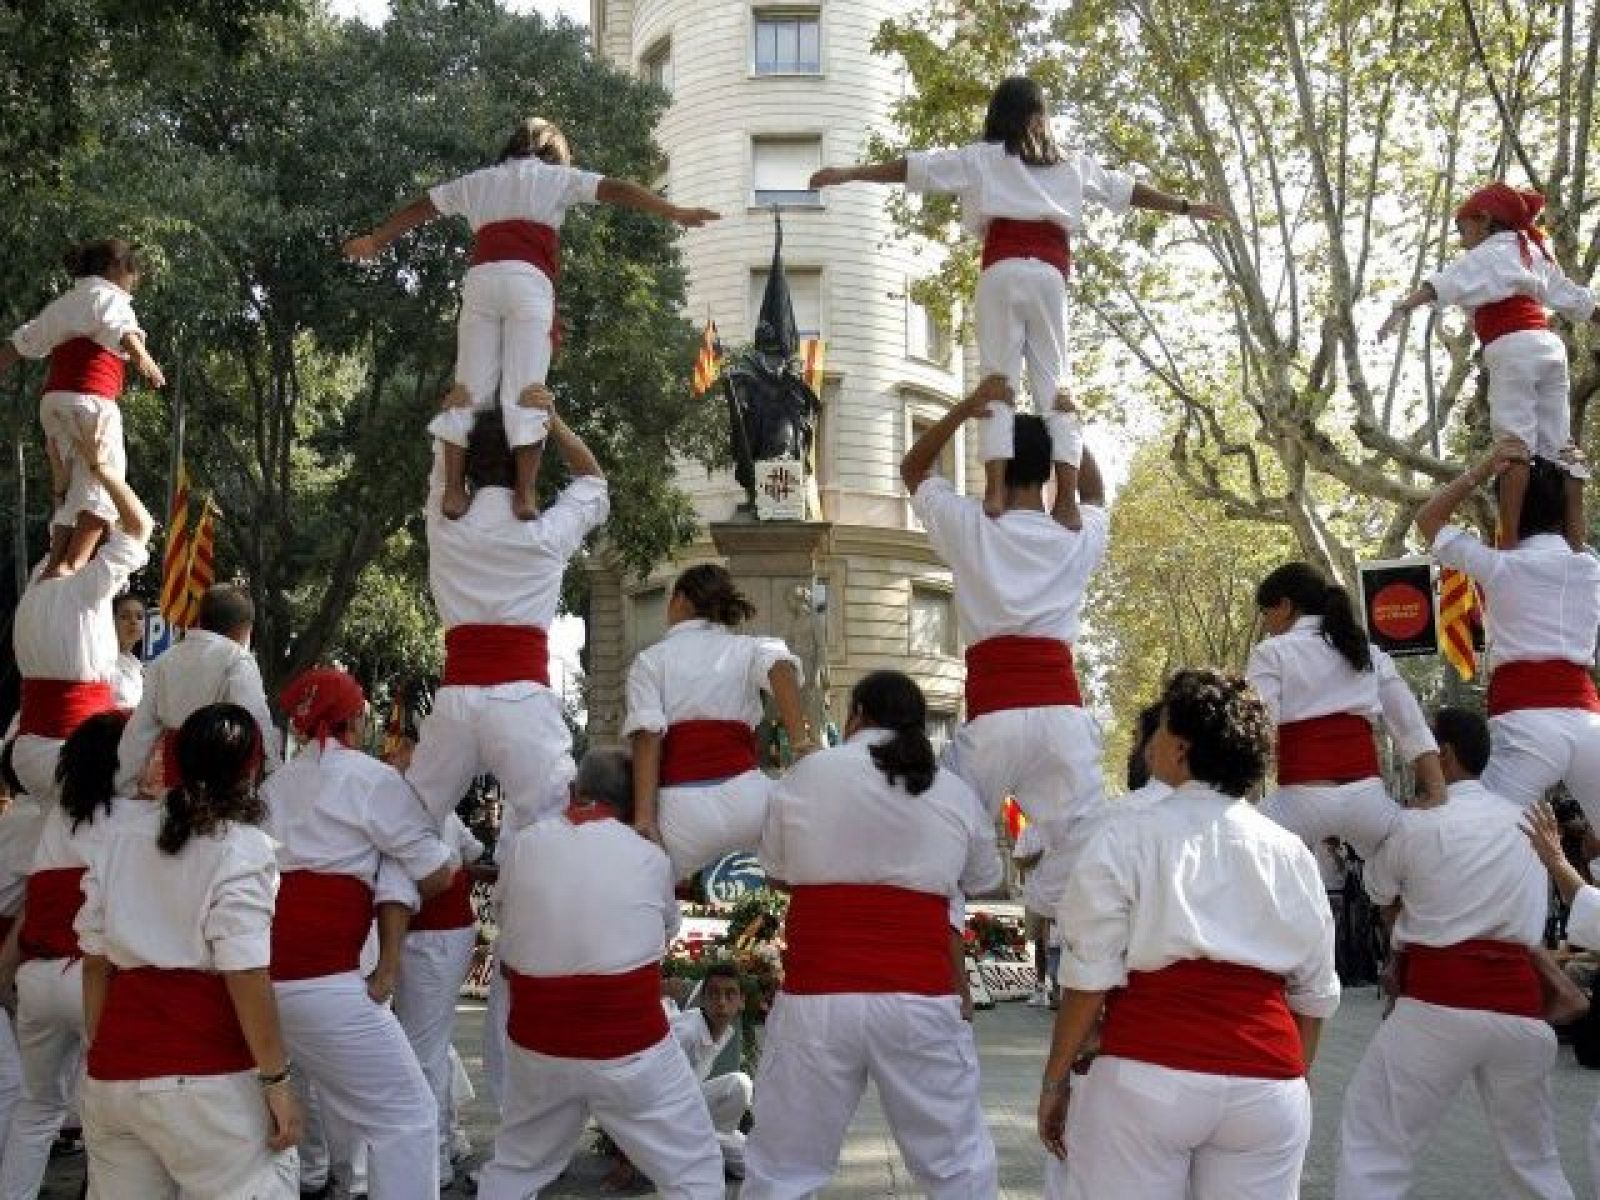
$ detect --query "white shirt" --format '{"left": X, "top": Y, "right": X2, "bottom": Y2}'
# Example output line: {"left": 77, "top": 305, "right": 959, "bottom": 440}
{"left": 1057, "top": 781, "right": 1340, "bottom": 1019}
{"left": 391, "top": 814, "right": 486, "bottom": 913}
{"left": 1364, "top": 780, "right": 1548, "bottom": 949}
{"left": 670, "top": 1007, "right": 736, "bottom": 1083}
{"left": 430, "top": 160, "right": 603, "bottom": 234}
{"left": 1566, "top": 887, "right": 1600, "bottom": 952}
{"left": 495, "top": 813, "right": 678, "bottom": 976}
{"left": 10, "top": 276, "right": 143, "bottom": 367}
{"left": 30, "top": 794, "right": 126, "bottom": 874}
{"left": 1432, "top": 528, "right": 1600, "bottom": 670}
{"left": 621, "top": 620, "right": 800, "bottom": 738}
{"left": 110, "top": 651, "right": 143, "bottom": 710}
{"left": 905, "top": 142, "right": 1135, "bottom": 239}
{"left": 76, "top": 802, "right": 278, "bottom": 972}
{"left": 760, "top": 731, "right": 1002, "bottom": 898}
{"left": 0, "top": 799, "right": 46, "bottom": 917}
{"left": 910, "top": 477, "right": 1109, "bottom": 645}
{"left": 13, "top": 532, "right": 148, "bottom": 684}
{"left": 115, "top": 629, "right": 282, "bottom": 795}
{"left": 1012, "top": 820, "right": 1046, "bottom": 862}
{"left": 1245, "top": 616, "right": 1437, "bottom": 763}
{"left": 260, "top": 742, "right": 450, "bottom": 887}
{"left": 1022, "top": 781, "right": 1170, "bottom": 917}
{"left": 1427, "top": 231, "right": 1596, "bottom": 321}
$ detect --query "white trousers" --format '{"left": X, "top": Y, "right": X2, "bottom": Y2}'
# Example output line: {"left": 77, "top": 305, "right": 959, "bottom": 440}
{"left": 477, "top": 1036, "right": 724, "bottom": 1200}
{"left": 1335, "top": 998, "right": 1572, "bottom": 1200}
{"left": 743, "top": 992, "right": 997, "bottom": 1200}
{"left": 0, "top": 958, "right": 85, "bottom": 1199}
{"left": 1485, "top": 329, "right": 1571, "bottom": 459}
{"left": 39, "top": 390, "right": 124, "bottom": 529}
{"left": 703, "top": 1071, "right": 752, "bottom": 1175}
{"left": 406, "top": 684, "right": 573, "bottom": 834}
{"left": 1066, "top": 1056, "right": 1310, "bottom": 1200}
{"left": 944, "top": 705, "right": 1104, "bottom": 827}
{"left": 8, "top": 736, "right": 62, "bottom": 810}
{"left": 0, "top": 1013, "right": 21, "bottom": 1155}
{"left": 394, "top": 925, "right": 477, "bottom": 1177}
{"left": 81, "top": 1070, "right": 299, "bottom": 1199}
{"left": 1259, "top": 776, "right": 1401, "bottom": 861}
{"left": 973, "top": 258, "right": 1080, "bottom": 465}
{"left": 429, "top": 263, "right": 554, "bottom": 450}
{"left": 482, "top": 957, "right": 510, "bottom": 1110}
{"left": 1483, "top": 708, "right": 1600, "bottom": 827}
{"left": 659, "top": 770, "right": 773, "bottom": 880}
{"left": 275, "top": 973, "right": 437, "bottom": 1200}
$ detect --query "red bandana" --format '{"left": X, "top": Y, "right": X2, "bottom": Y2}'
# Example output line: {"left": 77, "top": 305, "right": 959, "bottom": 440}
{"left": 280, "top": 667, "right": 366, "bottom": 744}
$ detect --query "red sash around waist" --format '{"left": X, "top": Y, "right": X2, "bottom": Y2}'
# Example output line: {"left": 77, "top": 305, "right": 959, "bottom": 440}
{"left": 470, "top": 219, "right": 561, "bottom": 278}
{"left": 782, "top": 884, "right": 954, "bottom": 996}
{"left": 269, "top": 871, "right": 375, "bottom": 982}
{"left": 1486, "top": 659, "right": 1600, "bottom": 717}
{"left": 410, "top": 869, "right": 476, "bottom": 933}
{"left": 1101, "top": 959, "right": 1305, "bottom": 1079}
{"left": 1401, "top": 940, "right": 1541, "bottom": 1018}
{"left": 17, "top": 679, "right": 114, "bottom": 740}
{"left": 659, "top": 720, "right": 760, "bottom": 786}
{"left": 1474, "top": 295, "right": 1549, "bottom": 345}
{"left": 964, "top": 636, "right": 1082, "bottom": 720}
{"left": 44, "top": 337, "right": 124, "bottom": 399}
{"left": 19, "top": 866, "right": 87, "bottom": 961}
{"left": 504, "top": 962, "right": 668, "bottom": 1059}
{"left": 442, "top": 624, "right": 550, "bottom": 688}
{"left": 981, "top": 218, "right": 1071, "bottom": 276}
{"left": 1275, "top": 712, "right": 1381, "bottom": 785}
{"left": 88, "top": 967, "right": 254, "bottom": 1081}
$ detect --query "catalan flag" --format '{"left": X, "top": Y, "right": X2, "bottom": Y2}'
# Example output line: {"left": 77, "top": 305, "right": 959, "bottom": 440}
{"left": 799, "top": 336, "right": 826, "bottom": 395}
{"left": 1437, "top": 566, "right": 1482, "bottom": 680}
{"left": 159, "top": 462, "right": 193, "bottom": 626}
{"left": 179, "top": 498, "right": 218, "bottom": 629}
{"left": 691, "top": 320, "right": 721, "bottom": 395}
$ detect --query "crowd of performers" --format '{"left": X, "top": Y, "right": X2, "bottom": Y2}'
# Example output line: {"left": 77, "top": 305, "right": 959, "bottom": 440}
{"left": 3, "top": 70, "right": 1600, "bottom": 1200}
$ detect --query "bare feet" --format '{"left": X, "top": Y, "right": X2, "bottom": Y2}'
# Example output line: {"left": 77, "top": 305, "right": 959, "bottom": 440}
{"left": 1052, "top": 500, "right": 1083, "bottom": 530}
{"left": 441, "top": 484, "right": 472, "bottom": 520}
{"left": 511, "top": 492, "right": 541, "bottom": 521}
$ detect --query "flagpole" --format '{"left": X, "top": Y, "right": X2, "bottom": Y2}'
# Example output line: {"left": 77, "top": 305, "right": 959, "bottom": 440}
{"left": 166, "top": 336, "right": 186, "bottom": 526}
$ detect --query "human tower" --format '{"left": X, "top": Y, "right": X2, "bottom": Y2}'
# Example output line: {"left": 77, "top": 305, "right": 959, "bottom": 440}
{"left": 2, "top": 71, "right": 1600, "bottom": 1200}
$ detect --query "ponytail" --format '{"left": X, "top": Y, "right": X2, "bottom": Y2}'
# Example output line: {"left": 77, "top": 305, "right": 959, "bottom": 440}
{"left": 672, "top": 564, "right": 757, "bottom": 628}
{"left": 850, "top": 671, "right": 937, "bottom": 796}
{"left": 1255, "top": 562, "right": 1372, "bottom": 673}
{"left": 63, "top": 238, "right": 140, "bottom": 280}
{"left": 56, "top": 710, "right": 129, "bottom": 833}
{"left": 158, "top": 704, "right": 266, "bottom": 856}
{"left": 498, "top": 117, "right": 571, "bottom": 166}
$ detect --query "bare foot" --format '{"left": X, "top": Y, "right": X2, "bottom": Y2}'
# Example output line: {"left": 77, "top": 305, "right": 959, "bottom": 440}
{"left": 982, "top": 486, "right": 1006, "bottom": 519}
{"left": 441, "top": 483, "right": 472, "bottom": 520}
{"left": 1052, "top": 502, "right": 1083, "bottom": 530}
{"left": 512, "top": 493, "right": 541, "bottom": 521}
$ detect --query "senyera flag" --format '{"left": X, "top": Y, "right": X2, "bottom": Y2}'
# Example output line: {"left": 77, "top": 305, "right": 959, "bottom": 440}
{"left": 158, "top": 461, "right": 192, "bottom": 626}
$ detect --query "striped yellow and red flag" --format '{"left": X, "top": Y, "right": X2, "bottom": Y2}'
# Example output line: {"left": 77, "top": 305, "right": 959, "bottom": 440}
{"left": 799, "top": 336, "right": 826, "bottom": 395}
{"left": 159, "top": 462, "right": 193, "bottom": 625}
{"left": 691, "top": 320, "right": 721, "bottom": 395}
{"left": 178, "top": 498, "right": 218, "bottom": 628}
{"left": 1437, "top": 566, "right": 1481, "bottom": 680}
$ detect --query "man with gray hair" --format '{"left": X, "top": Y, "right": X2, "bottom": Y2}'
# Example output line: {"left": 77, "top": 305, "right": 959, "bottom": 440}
{"left": 475, "top": 750, "right": 723, "bottom": 1199}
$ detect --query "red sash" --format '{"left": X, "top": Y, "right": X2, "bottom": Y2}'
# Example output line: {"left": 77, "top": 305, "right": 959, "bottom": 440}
{"left": 269, "top": 872, "right": 375, "bottom": 982}
{"left": 410, "top": 869, "right": 476, "bottom": 933}
{"left": 981, "top": 218, "right": 1071, "bottom": 276}
{"left": 1275, "top": 713, "right": 1381, "bottom": 785}
{"left": 1474, "top": 295, "right": 1548, "bottom": 345}
{"left": 659, "top": 720, "right": 760, "bottom": 786}
{"left": 442, "top": 624, "right": 550, "bottom": 688}
{"left": 1486, "top": 660, "right": 1600, "bottom": 717}
{"left": 782, "top": 884, "right": 954, "bottom": 996}
{"left": 503, "top": 962, "right": 667, "bottom": 1059}
{"left": 88, "top": 967, "right": 254, "bottom": 1080}
{"left": 44, "top": 337, "right": 124, "bottom": 399}
{"left": 471, "top": 220, "right": 561, "bottom": 279}
{"left": 1401, "top": 940, "right": 1541, "bottom": 1018}
{"left": 17, "top": 679, "right": 114, "bottom": 740}
{"left": 1101, "top": 959, "right": 1305, "bottom": 1079}
{"left": 964, "top": 636, "right": 1082, "bottom": 720}
{"left": 19, "top": 866, "right": 87, "bottom": 961}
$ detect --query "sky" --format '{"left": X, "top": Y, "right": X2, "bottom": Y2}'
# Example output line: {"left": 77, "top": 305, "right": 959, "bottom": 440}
{"left": 329, "top": 0, "right": 589, "bottom": 24}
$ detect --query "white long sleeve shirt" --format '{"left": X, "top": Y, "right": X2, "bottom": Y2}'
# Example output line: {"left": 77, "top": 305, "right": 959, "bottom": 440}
{"left": 13, "top": 532, "right": 148, "bottom": 684}
{"left": 905, "top": 142, "right": 1135, "bottom": 239}
{"left": 1427, "top": 232, "right": 1595, "bottom": 321}
{"left": 430, "top": 160, "right": 603, "bottom": 237}
{"left": 621, "top": 619, "right": 800, "bottom": 738}
{"left": 10, "top": 277, "right": 143, "bottom": 367}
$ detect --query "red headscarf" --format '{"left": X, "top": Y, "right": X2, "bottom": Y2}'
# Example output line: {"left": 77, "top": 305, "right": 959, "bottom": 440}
{"left": 280, "top": 668, "right": 366, "bottom": 745}
{"left": 1456, "top": 182, "right": 1552, "bottom": 265}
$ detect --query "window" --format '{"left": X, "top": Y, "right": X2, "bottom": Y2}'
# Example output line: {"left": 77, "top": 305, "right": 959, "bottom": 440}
{"left": 905, "top": 395, "right": 962, "bottom": 489}
{"left": 641, "top": 37, "right": 673, "bottom": 93}
{"left": 754, "top": 11, "right": 821, "bottom": 75}
{"left": 752, "top": 136, "right": 822, "bottom": 207}
{"left": 910, "top": 585, "right": 957, "bottom": 658}
{"left": 750, "top": 267, "right": 823, "bottom": 340}
{"left": 906, "top": 290, "right": 951, "bottom": 365}
{"left": 926, "top": 711, "right": 957, "bottom": 758}
{"left": 630, "top": 586, "right": 667, "bottom": 654}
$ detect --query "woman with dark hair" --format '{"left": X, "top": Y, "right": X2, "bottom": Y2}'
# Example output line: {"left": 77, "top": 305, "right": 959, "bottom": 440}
{"left": 1039, "top": 669, "right": 1338, "bottom": 1198}
{"left": 623, "top": 563, "right": 811, "bottom": 876}
{"left": 109, "top": 592, "right": 144, "bottom": 709}
{"left": 76, "top": 703, "right": 300, "bottom": 1195}
{"left": 745, "top": 671, "right": 1002, "bottom": 1198}
{"left": 1248, "top": 561, "right": 1445, "bottom": 858}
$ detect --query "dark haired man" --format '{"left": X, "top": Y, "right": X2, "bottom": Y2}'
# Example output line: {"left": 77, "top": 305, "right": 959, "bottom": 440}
{"left": 672, "top": 964, "right": 753, "bottom": 1178}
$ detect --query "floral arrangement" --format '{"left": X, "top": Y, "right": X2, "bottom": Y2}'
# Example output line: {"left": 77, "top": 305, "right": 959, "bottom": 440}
{"left": 664, "top": 888, "right": 789, "bottom": 1024}
{"left": 965, "top": 910, "right": 1028, "bottom": 960}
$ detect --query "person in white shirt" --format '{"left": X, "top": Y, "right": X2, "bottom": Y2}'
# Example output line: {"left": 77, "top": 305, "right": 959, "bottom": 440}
{"left": 9, "top": 423, "right": 152, "bottom": 805}
{"left": 813, "top": 76, "right": 1224, "bottom": 520}
{"left": 1383, "top": 182, "right": 1600, "bottom": 545}
{"left": 0, "top": 786, "right": 46, "bottom": 1158}
{"left": 747, "top": 671, "right": 1003, "bottom": 1200}
{"left": 261, "top": 667, "right": 455, "bottom": 1200}
{"left": 670, "top": 964, "right": 753, "bottom": 1178}
{"left": 405, "top": 390, "right": 608, "bottom": 839}
{"left": 901, "top": 375, "right": 1108, "bottom": 924}
{"left": 1248, "top": 561, "right": 1447, "bottom": 858}
{"left": 1336, "top": 707, "right": 1574, "bottom": 1200}
{"left": 76, "top": 703, "right": 301, "bottom": 1197}
{"left": 0, "top": 238, "right": 164, "bottom": 568}
{"left": 624, "top": 563, "right": 809, "bottom": 876}
{"left": 109, "top": 592, "right": 144, "bottom": 710}
{"left": 477, "top": 750, "right": 723, "bottom": 1199}
{"left": 115, "top": 583, "right": 280, "bottom": 797}
{"left": 1012, "top": 817, "right": 1054, "bottom": 1006}
{"left": 343, "top": 118, "right": 717, "bottom": 519}
{"left": 1040, "top": 668, "right": 1339, "bottom": 1200}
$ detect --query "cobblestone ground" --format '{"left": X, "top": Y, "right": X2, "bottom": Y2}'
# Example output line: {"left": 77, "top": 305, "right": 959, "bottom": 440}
{"left": 40, "top": 985, "right": 1600, "bottom": 1197}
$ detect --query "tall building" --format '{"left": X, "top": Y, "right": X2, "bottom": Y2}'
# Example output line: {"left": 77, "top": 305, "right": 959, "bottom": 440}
{"left": 585, "top": 0, "right": 974, "bottom": 745}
